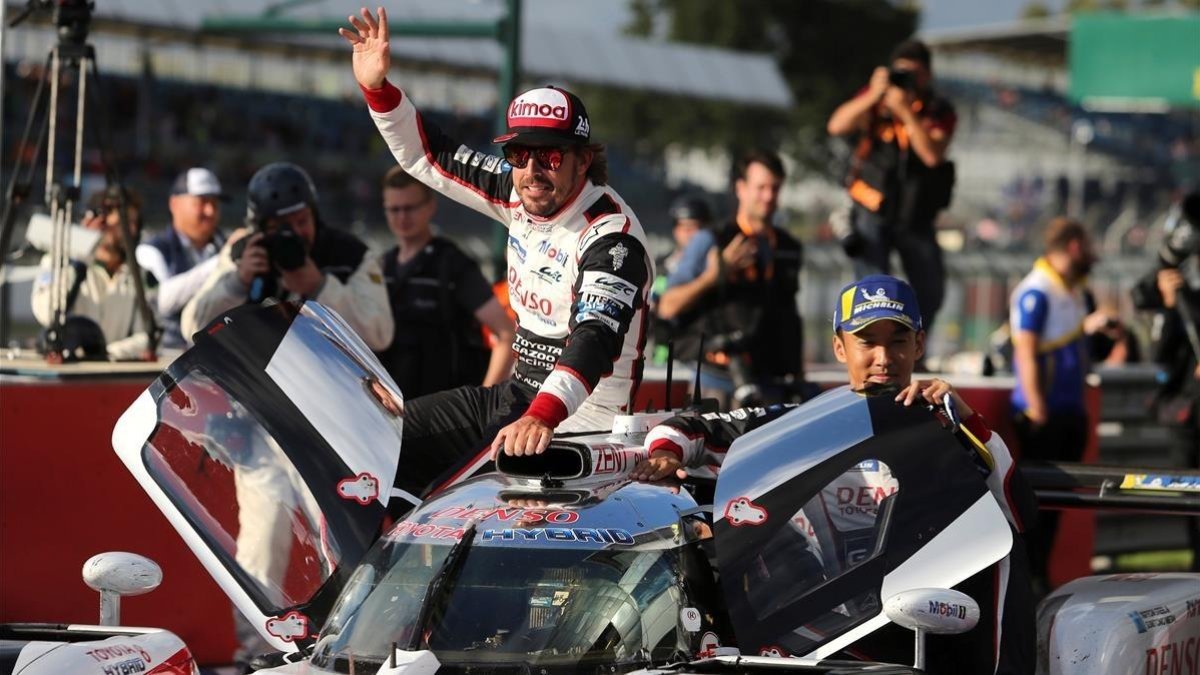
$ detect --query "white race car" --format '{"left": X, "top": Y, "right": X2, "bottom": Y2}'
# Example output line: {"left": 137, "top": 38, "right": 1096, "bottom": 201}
{"left": 81, "top": 301, "right": 1200, "bottom": 674}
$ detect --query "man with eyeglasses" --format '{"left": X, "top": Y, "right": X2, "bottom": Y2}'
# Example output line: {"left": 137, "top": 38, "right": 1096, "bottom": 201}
{"left": 375, "top": 165, "right": 516, "bottom": 398}
{"left": 342, "top": 8, "right": 654, "bottom": 501}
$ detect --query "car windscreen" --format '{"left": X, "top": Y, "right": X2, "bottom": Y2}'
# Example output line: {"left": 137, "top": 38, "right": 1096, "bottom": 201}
{"left": 309, "top": 537, "right": 688, "bottom": 673}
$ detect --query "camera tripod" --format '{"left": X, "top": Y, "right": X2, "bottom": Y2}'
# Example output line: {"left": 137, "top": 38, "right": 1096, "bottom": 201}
{"left": 0, "top": 0, "right": 159, "bottom": 361}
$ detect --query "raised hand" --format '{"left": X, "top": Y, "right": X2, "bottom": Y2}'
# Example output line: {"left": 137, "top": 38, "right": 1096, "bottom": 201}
{"left": 338, "top": 7, "right": 390, "bottom": 90}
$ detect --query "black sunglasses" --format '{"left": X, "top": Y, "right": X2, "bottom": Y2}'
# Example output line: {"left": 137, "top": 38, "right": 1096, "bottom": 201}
{"left": 502, "top": 145, "right": 569, "bottom": 171}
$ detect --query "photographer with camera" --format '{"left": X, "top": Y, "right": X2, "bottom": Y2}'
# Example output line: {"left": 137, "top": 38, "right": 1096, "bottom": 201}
{"left": 31, "top": 186, "right": 157, "bottom": 361}
{"left": 826, "top": 39, "right": 956, "bottom": 335}
{"left": 180, "top": 162, "right": 393, "bottom": 350}
{"left": 655, "top": 150, "right": 805, "bottom": 408}
{"left": 1132, "top": 190, "right": 1200, "bottom": 571}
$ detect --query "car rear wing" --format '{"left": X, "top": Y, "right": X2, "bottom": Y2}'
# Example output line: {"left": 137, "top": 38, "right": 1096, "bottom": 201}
{"left": 1022, "top": 461, "right": 1200, "bottom": 515}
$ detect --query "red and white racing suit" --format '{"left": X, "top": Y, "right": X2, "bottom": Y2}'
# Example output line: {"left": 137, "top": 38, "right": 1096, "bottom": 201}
{"left": 362, "top": 82, "right": 653, "bottom": 495}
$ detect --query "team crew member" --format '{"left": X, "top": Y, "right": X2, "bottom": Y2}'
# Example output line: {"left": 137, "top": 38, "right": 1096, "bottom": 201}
{"left": 341, "top": 8, "right": 653, "bottom": 497}
{"left": 137, "top": 167, "right": 228, "bottom": 348}
{"left": 181, "top": 162, "right": 393, "bottom": 350}
{"left": 1010, "top": 217, "right": 1109, "bottom": 592}
{"left": 376, "top": 166, "right": 516, "bottom": 396}
{"left": 636, "top": 274, "right": 1036, "bottom": 675}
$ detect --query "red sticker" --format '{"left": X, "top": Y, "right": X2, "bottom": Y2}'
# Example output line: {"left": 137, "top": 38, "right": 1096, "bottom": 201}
{"left": 759, "top": 645, "right": 788, "bottom": 657}
{"left": 724, "top": 496, "right": 768, "bottom": 526}
{"left": 337, "top": 472, "right": 380, "bottom": 505}
{"left": 265, "top": 610, "right": 309, "bottom": 642}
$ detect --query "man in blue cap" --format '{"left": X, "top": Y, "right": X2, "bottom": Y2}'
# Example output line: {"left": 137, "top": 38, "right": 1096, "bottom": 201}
{"left": 634, "top": 274, "right": 1035, "bottom": 674}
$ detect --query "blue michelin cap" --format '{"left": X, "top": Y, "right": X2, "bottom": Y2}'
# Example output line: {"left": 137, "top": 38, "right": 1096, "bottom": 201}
{"left": 833, "top": 274, "right": 923, "bottom": 333}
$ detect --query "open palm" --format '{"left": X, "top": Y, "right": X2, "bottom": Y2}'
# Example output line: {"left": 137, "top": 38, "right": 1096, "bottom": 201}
{"left": 339, "top": 7, "right": 390, "bottom": 90}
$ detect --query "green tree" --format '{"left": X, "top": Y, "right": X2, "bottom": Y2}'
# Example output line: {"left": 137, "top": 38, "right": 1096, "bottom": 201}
{"left": 1021, "top": 0, "right": 1054, "bottom": 18}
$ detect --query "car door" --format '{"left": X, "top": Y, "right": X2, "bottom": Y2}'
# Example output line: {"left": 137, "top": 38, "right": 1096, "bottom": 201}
{"left": 112, "top": 301, "right": 406, "bottom": 653}
{"left": 711, "top": 387, "right": 1013, "bottom": 660}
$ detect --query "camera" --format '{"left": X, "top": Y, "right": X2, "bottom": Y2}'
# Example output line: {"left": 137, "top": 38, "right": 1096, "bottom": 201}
{"left": 230, "top": 224, "right": 307, "bottom": 273}
{"left": 1157, "top": 192, "right": 1200, "bottom": 269}
{"left": 888, "top": 67, "right": 918, "bottom": 92}
{"left": 1132, "top": 190, "right": 1199, "bottom": 311}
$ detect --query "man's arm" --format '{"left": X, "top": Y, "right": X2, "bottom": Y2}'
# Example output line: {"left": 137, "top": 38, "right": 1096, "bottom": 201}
{"left": 343, "top": 9, "right": 515, "bottom": 224}
{"left": 313, "top": 254, "right": 395, "bottom": 352}
{"left": 657, "top": 233, "right": 755, "bottom": 320}
{"left": 1011, "top": 289, "right": 1049, "bottom": 426}
{"left": 153, "top": 255, "right": 220, "bottom": 317}
{"left": 474, "top": 299, "right": 516, "bottom": 386}
{"left": 826, "top": 67, "right": 889, "bottom": 137}
{"left": 180, "top": 254, "right": 249, "bottom": 342}
{"left": 523, "top": 228, "right": 652, "bottom": 428}
{"left": 897, "top": 378, "right": 1037, "bottom": 532}
{"left": 633, "top": 403, "right": 799, "bottom": 481}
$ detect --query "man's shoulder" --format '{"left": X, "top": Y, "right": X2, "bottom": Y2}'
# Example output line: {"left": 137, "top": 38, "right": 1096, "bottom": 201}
{"left": 314, "top": 227, "right": 369, "bottom": 266}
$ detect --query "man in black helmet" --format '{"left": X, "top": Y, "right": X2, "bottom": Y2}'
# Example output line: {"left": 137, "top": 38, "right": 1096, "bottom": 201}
{"left": 181, "top": 162, "right": 393, "bottom": 350}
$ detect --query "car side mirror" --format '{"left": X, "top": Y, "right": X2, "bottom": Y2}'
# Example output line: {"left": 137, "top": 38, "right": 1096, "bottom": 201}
{"left": 82, "top": 552, "right": 162, "bottom": 626}
{"left": 884, "top": 588, "right": 980, "bottom": 671}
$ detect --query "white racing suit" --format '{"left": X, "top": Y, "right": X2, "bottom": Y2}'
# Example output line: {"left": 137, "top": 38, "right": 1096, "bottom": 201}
{"left": 645, "top": 394, "right": 1037, "bottom": 675}
{"left": 361, "top": 81, "right": 654, "bottom": 497}
{"left": 31, "top": 256, "right": 156, "bottom": 360}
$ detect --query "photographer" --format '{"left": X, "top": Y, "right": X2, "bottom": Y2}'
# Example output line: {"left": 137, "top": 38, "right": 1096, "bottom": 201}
{"left": 31, "top": 186, "right": 158, "bottom": 361}
{"left": 1132, "top": 191, "right": 1200, "bottom": 571}
{"left": 181, "top": 162, "right": 392, "bottom": 350}
{"left": 655, "top": 150, "right": 805, "bottom": 408}
{"left": 827, "top": 39, "right": 955, "bottom": 334}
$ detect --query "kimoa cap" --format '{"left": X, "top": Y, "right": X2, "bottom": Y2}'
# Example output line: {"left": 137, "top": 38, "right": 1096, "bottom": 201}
{"left": 492, "top": 86, "right": 591, "bottom": 147}
{"left": 170, "top": 167, "right": 228, "bottom": 200}
{"left": 833, "top": 274, "right": 923, "bottom": 333}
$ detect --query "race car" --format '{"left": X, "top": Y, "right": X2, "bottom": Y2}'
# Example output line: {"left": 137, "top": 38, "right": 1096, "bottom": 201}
{"left": 107, "top": 300, "right": 1200, "bottom": 674}
{"left": 0, "top": 553, "right": 198, "bottom": 674}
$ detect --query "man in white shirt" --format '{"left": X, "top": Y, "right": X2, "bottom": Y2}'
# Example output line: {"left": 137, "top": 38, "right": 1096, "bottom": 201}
{"left": 136, "top": 167, "right": 227, "bottom": 347}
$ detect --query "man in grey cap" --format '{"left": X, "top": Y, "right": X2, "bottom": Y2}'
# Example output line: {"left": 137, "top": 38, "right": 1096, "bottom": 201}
{"left": 137, "top": 167, "right": 228, "bottom": 347}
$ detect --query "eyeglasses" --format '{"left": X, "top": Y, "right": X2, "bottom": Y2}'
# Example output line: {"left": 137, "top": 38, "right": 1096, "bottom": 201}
{"left": 502, "top": 145, "right": 568, "bottom": 171}
{"left": 384, "top": 198, "right": 431, "bottom": 216}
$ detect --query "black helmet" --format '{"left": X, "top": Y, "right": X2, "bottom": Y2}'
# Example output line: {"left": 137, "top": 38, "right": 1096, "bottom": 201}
{"left": 668, "top": 194, "right": 713, "bottom": 225}
{"left": 38, "top": 316, "right": 107, "bottom": 362}
{"left": 246, "top": 162, "right": 319, "bottom": 228}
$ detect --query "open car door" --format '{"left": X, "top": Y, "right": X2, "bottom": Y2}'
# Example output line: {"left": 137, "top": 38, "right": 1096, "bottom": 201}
{"left": 112, "top": 301, "right": 405, "bottom": 653}
{"left": 712, "top": 387, "right": 1014, "bottom": 660}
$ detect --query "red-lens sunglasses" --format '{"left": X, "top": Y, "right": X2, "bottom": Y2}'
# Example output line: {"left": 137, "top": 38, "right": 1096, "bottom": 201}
{"left": 503, "top": 145, "right": 568, "bottom": 171}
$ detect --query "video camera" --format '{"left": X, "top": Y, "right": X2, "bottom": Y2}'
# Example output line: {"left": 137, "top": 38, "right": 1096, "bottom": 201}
{"left": 10, "top": 0, "right": 94, "bottom": 47}
{"left": 1157, "top": 192, "right": 1200, "bottom": 269}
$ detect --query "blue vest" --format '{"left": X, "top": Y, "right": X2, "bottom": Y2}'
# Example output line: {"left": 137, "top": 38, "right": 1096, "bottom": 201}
{"left": 144, "top": 228, "right": 224, "bottom": 347}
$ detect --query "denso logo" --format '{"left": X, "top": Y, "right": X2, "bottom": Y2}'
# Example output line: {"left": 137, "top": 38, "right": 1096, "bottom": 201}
{"left": 508, "top": 89, "right": 570, "bottom": 123}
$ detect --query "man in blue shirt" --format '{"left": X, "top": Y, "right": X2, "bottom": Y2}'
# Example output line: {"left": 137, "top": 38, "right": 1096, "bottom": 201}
{"left": 1009, "top": 216, "right": 1110, "bottom": 593}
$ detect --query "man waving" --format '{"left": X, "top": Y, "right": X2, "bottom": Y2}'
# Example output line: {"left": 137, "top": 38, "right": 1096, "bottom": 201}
{"left": 341, "top": 8, "right": 653, "bottom": 500}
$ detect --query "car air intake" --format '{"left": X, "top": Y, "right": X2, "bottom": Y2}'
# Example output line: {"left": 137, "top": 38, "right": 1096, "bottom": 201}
{"left": 496, "top": 442, "right": 589, "bottom": 480}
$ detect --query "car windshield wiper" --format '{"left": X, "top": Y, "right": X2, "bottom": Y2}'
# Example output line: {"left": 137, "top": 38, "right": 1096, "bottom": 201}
{"left": 407, "top": 521, "right": 477, "bottom": 651}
